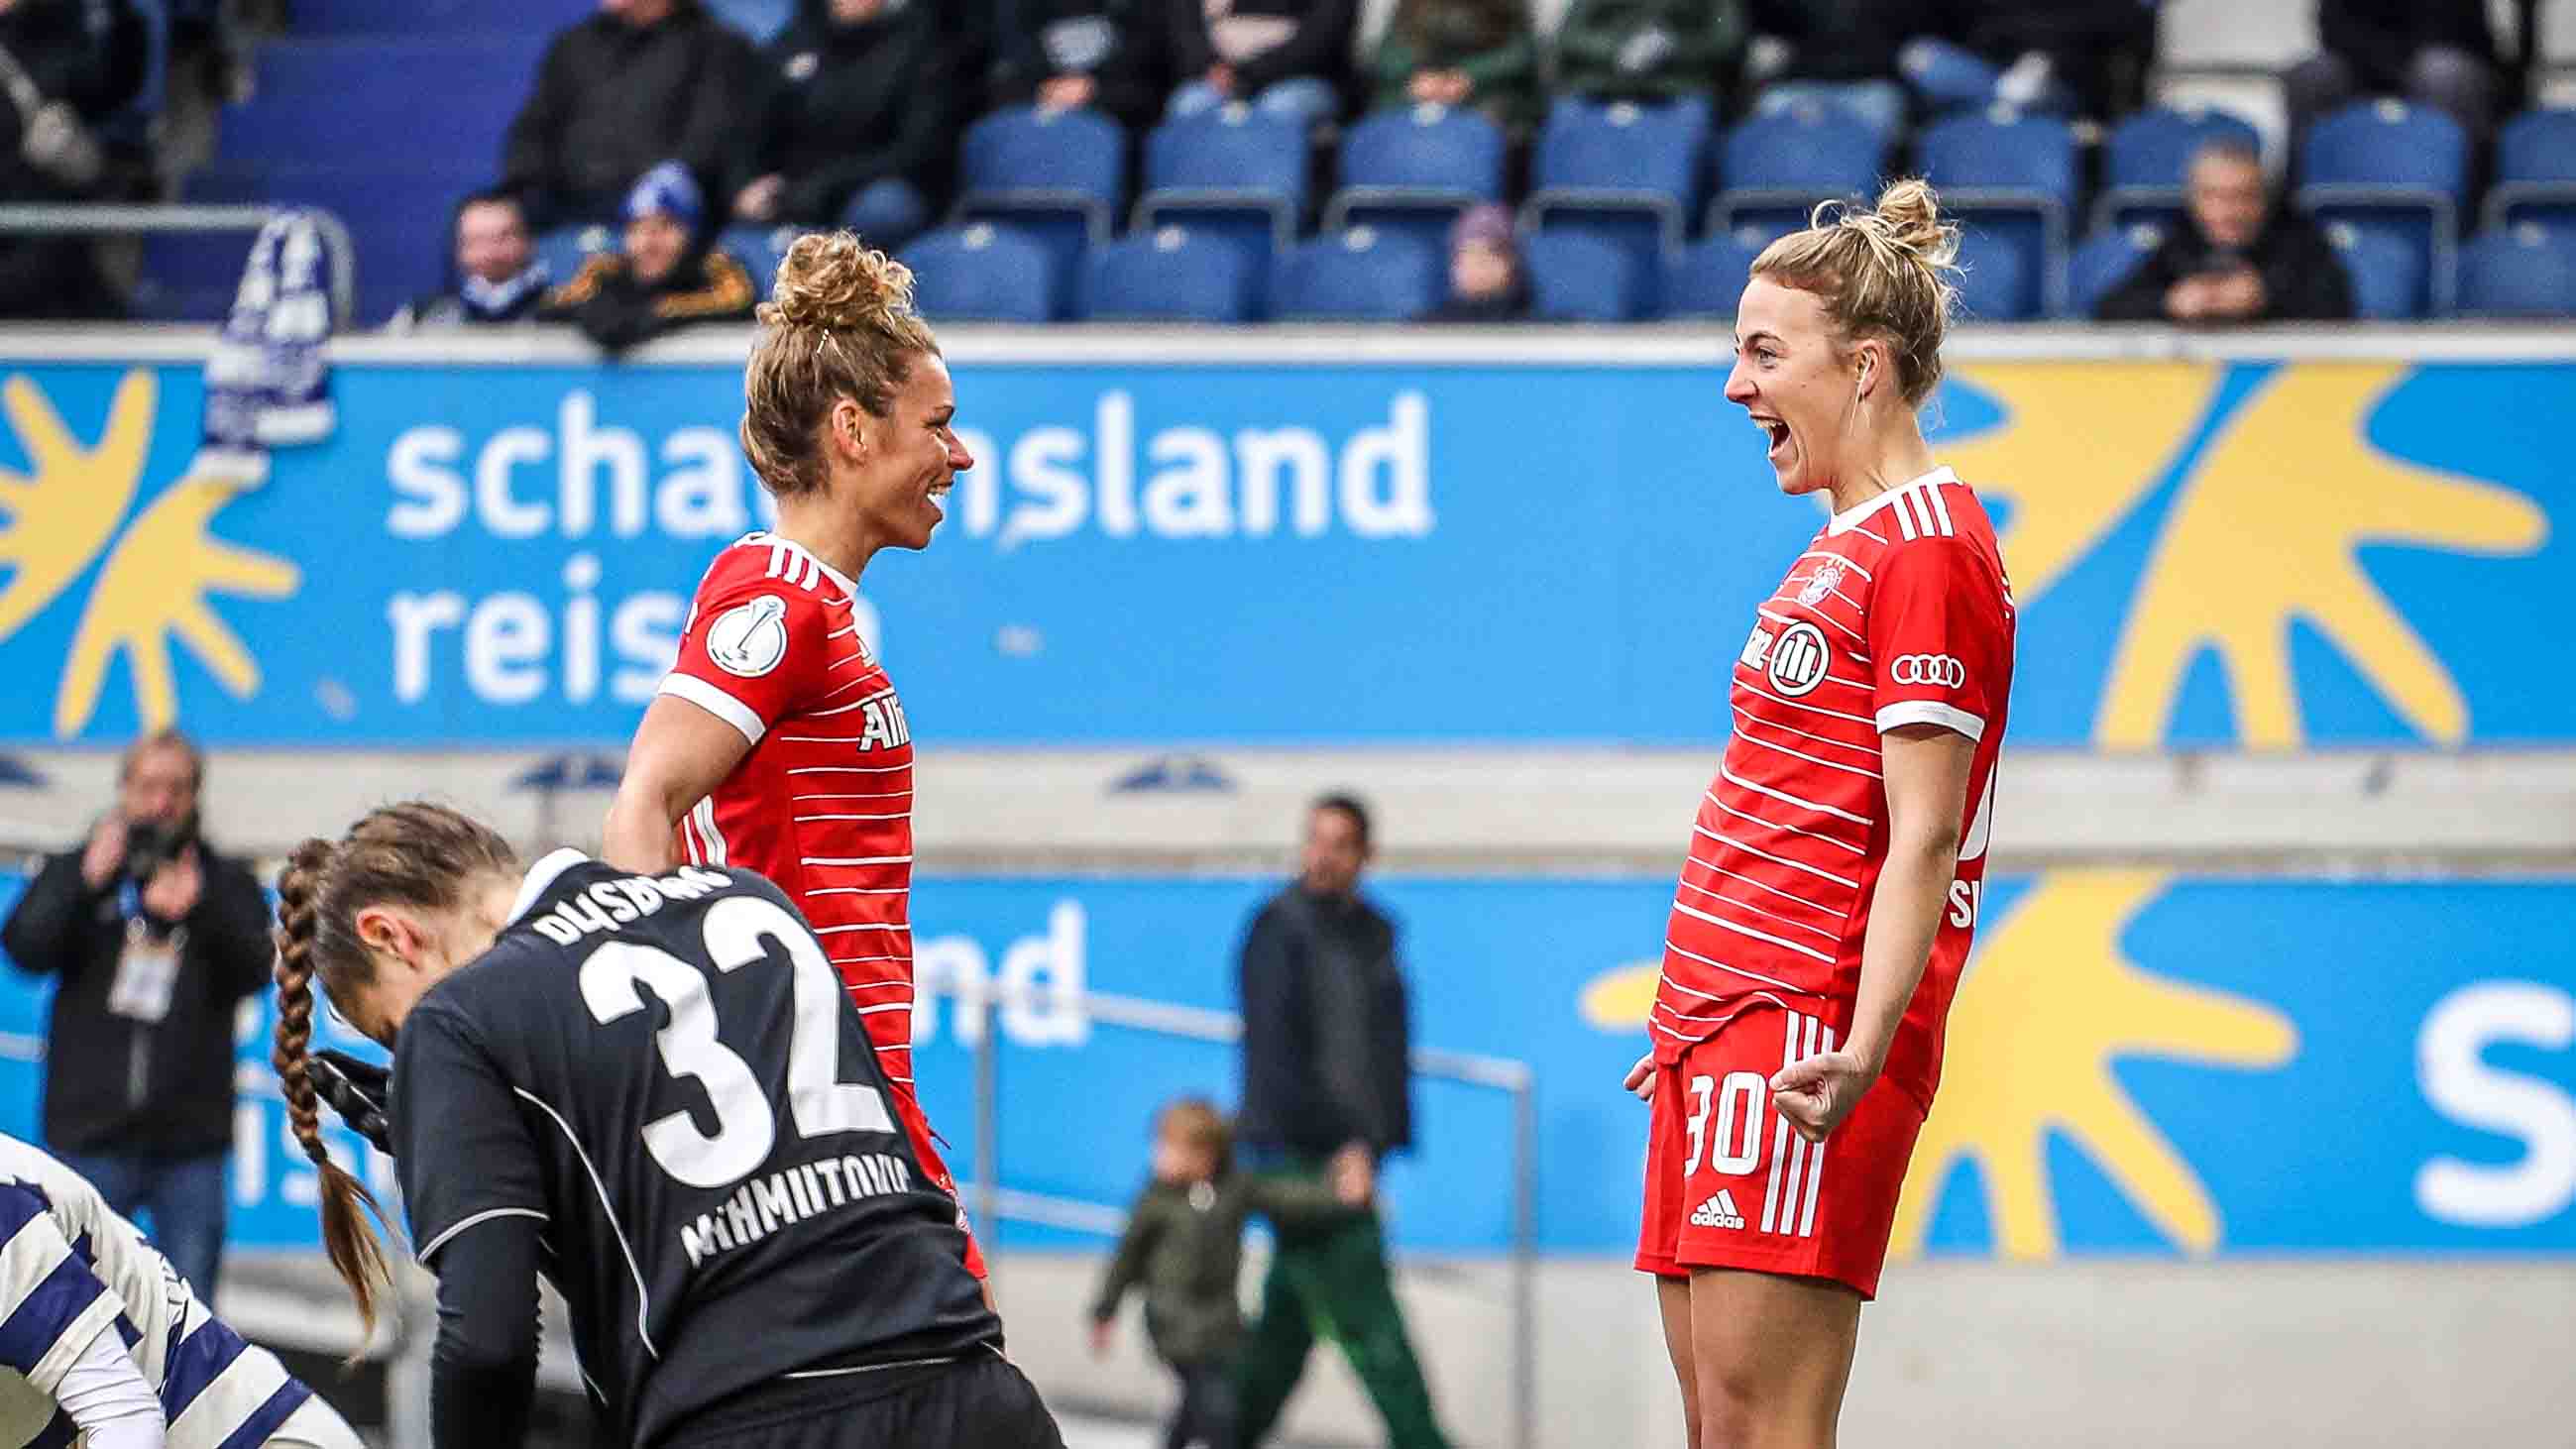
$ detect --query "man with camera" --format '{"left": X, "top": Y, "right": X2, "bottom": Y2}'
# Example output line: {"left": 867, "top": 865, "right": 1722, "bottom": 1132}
{"left": 0, "top": 729, "right": 274, "bottom": 1299}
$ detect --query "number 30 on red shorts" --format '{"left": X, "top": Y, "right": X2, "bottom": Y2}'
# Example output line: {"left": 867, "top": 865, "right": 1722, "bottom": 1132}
{"left": 1635, "top": 1008, "right": 1928, "bottom": 1300}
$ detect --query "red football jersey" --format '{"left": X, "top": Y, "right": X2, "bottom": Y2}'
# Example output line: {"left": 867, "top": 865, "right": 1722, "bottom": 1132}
{"left": 1649, "top": 468, "right": 2017, "bottom": 1112}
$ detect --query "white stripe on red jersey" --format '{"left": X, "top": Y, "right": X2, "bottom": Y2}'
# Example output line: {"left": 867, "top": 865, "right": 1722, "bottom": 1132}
{"left": 1650, "top": 468, "right": 2017, "bottom": 1113}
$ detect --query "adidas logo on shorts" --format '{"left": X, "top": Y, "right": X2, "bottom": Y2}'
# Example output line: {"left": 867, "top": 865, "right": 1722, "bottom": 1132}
{"left": 1690, "top": 1189, "right": 1746, "bottom": 1231}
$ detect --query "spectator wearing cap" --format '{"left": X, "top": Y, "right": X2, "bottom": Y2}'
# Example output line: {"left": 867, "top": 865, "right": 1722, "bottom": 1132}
{"left": 392, "top": 190, "right": 550, "bottom": 328}
{"left": 989, "top": 0, "right": 1165, "bottom": 129}
{"left": 1553, "top": 0, "right": 1743, "bottom": 107}
{"left": 1365, "top": 0, "right": 1536, "bottom": 128}
{"left": 2286, "top": 0, "right": 2501, "bottom": 140}
{"left": 2093, "top": 138, "right": 2354, "bottom": 325}
{"left": 1427, "top": 204, "right": 1530, "bottom": 320}
{"left": 732, "top": 0, "right": 952, "bottom": 248}
{"left": 503, "top": 0, "right": 755, "bottom": 228}
{"left": 540, "top": 161, "right": 757, "bottom": 353}
{"left": 1163, "top": 0, "right": 1356, "bottom": 130}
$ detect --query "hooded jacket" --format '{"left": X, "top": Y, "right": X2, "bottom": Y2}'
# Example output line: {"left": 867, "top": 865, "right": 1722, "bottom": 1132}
{"left": 502, "top": 0, "right": 755, "bottom": 222}
{"left": 737, "top": 0, "right": 955, "bottom": 224}
{"left": 1090, "top": 1168, "right": 1352, "bottom": 1366}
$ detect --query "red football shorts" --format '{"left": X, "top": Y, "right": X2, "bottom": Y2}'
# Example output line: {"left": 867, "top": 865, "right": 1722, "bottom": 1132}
{"left": 1635, "top": 1005, "right": 1927, "bottom": 1299}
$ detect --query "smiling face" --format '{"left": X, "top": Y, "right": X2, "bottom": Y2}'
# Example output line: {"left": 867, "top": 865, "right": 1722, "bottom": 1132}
{"left": 834, "top": 353, "right": 972, "bottom": 554}
{"left": 624, "top": 212, "right": 689, "bottom": 286}
{"left": 1725, "top": 276, "right": 1875, "bottom": 499}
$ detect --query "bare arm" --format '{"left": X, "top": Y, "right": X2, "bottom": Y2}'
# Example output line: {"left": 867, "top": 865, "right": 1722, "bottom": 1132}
{"left": 601, "top": 695, "right": 757, "bottom": 873}
{"left": 1770, "top": 724, "right": 1971, "bottom": 1141}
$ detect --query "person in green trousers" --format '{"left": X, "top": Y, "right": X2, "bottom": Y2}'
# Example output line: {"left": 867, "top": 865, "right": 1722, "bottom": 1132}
{"left": 1231, "top": 795, "right": 1451, "bottom": 1449}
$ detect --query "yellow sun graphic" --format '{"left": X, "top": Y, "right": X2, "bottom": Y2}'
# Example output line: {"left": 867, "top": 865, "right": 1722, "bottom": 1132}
{"left": 0, "top": 371, "right": 153, "bottom": 638}
{"left": 2094, "top": 363, "right": 2548, "bottom": 747}
{"left": 1890, "top": 872, "right": 2296, "bottom": 1259}
{"left": 1940, "top": 362, "right": 2222, "bottom": 603}
{"left": 0, "top": 367, "right": 299, "bottom": 737}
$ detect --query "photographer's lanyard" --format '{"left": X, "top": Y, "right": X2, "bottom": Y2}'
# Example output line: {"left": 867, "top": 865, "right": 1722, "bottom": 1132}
{"left": 106, "top": 880, "right": 185, "bottom": 1106}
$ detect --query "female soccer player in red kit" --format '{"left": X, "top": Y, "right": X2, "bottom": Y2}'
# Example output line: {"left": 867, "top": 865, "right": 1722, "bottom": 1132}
{"left": 600, "top": 231, "right": 987, "bottom": 1277}
{"left": 1627, "top": 178, "right": 2016, "bottom": 1446}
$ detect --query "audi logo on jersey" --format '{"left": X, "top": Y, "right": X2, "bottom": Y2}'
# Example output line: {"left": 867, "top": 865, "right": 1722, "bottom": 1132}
{"left": 1890, "top": 653, "right": 1966, "bottom": 688}
{"left": 1766, "top": 621, "right": 1832, "bottom": 697}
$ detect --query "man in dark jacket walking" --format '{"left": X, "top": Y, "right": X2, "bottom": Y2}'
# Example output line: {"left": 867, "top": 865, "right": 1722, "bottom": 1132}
{"left": 502, "top": 0, "right": 755, "bottom": 227}
{"left": 2094, "top": 138, "right": 2354, "bottom": 325}
{"left": 0, "top": 730, "right": 274, "bottom": 1299}
{"left": 1233, "top": 795, "right": 1449, "bottom": 1449}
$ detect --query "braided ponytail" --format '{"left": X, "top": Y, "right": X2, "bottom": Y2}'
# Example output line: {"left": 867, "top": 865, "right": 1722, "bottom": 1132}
{"left": 272, "top": 836, "right": 393, "bottom": 1345}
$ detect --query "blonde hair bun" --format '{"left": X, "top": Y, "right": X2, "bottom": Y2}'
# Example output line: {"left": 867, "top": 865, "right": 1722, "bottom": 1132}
{"left": 759, "top": 230, "right": 919, "bottom": 332}
{"left": 1866, "top": 177, "right": 1960, "bottom": 272}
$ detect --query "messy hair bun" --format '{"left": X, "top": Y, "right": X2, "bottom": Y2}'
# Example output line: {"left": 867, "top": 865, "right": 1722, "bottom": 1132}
{"left": 758, "top": 231, "right": 921, "bottom": 333}
{"left": 741, "top": 230, "right": 942, "bottom": 498}
{"left": 1751, "top": 177, "right": 1964, "bottom": 405}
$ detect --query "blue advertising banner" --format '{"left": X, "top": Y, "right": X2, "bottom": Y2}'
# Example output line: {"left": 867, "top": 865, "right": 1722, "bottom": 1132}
{"left": 0, "top": 352, "right": 2563, "bottom": 749}
{"left": 3, "top": 869, "right": 2569, "bottom": 1259}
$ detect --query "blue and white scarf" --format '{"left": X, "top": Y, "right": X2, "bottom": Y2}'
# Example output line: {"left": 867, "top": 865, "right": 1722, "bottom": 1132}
{"left": 196, "top": 210, "right": 342, "bottom": 486}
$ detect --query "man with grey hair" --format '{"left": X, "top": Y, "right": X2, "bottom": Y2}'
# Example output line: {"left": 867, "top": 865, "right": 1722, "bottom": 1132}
{"left": 0, "top": 729, "right": 274, "bottom": 1300}
{"left": 2094, "top": 138, "right": 2355, "bottom": 325}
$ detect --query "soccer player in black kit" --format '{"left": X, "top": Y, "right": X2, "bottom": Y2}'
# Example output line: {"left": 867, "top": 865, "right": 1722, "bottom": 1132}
{"left": 265, "top": 803, "right": 1064, "bottom": 1449}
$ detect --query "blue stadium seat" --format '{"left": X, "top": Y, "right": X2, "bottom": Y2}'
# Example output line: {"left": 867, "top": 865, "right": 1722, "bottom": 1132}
{"left": 704, "top": 0, "right": 797, "bottom": 43}
{"left": 2096, "top": 105, "right": 2261, "bottom": 232}
{"left": 719, "top": 224, "right": 802, "bottom": 299}
{"left": 1952, "top": 220, "right": 2038, "bottom": 321}
{"left": 955, "top": 105, "right": 1127, "bottom": 301}
{"left": 217, "top": 38, "right": 544, "bottom": 173}
{"left": 2455, "top": 225, "right": 2576, "bottom": 318}
{"left": 1136, "top": 108, "right": 1309, "bottom": 277}
{"left": 2324, "top": 221, "right": 2426, "bottom": 320}
{"left": 898, "top": 224, "right": 1059, "bottom": 322}
{"left": 1082, "top": 227, "right": 1261, "bottom": 321}
{"left": 1271, "top": 229, "right": 1441, "bottom": 322}
{"left": 2296, "top": 100, "right": 2469, "bottom": 313}
{"left": 2066, "top": 223, "right": 2165, "bottom": 319}
{"left": 287, "top": 0, "right": 586, "bottom": 33}
{"left": 157, "top": 166, "right": 482, "bottom": 323}
{"left": 1709, "top": 105, "right": 1884, "bottom": 238}
{"left": 2486, "top": 109, "right": 2576, "bottom": 234}
{"left": 1656, "top": 232, "right": 1765, "bottom": 318}
{"left": 1913, "top": 112, "right": 2077, "bottom": 315}
{"left": 1520, "top": 98, "right": 1709, "bottom": 271}
{"left": 1324, "top": 105, "right": 1507, "bottom": 251}
{"left": 1523, "top": 232, "right": 1645, "bottom": 321}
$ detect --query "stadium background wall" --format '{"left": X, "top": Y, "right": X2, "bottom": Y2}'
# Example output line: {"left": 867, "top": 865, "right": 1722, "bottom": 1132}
{"left": 0, "top": 326, "right": 2568, "bottom": 1446}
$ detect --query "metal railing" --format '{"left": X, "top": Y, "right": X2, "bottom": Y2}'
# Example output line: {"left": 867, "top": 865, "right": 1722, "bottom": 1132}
{"left": 939, "top": 976, "right": 1539, "bottom": 1449}
{"left": 0, "top": 202, "right": 357, "bottom": 324}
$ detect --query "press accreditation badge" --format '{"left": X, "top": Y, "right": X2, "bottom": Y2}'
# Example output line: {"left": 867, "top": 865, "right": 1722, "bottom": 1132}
{"left": 106, "top": 924, "right": 181, "bottom": 1024}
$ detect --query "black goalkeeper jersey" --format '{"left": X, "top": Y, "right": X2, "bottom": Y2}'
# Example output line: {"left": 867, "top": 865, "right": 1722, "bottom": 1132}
{"left": 390, "top": 851, "right": 998, "bottom": 1447}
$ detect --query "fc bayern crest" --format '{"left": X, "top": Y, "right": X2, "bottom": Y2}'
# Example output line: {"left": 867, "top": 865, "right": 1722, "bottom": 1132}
{"left": 1796, "top": 558, "right": 1846, "bottom": 608}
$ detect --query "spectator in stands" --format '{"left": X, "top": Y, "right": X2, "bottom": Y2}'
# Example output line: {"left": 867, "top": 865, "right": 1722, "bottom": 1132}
{"left": 0, "top": 0, "right": 147, "bottom": 318}
{"left": 2287, "top": 1, "right": 2501, "bottom": 139}
{"left": 1164, "top": 0, "right": 1356, "bottom": 129}
{"left": 1553, "top": 0, "right": 1743, "bottom": 107}
{"left": 990, "top": 0, "right": 1164, "bottom": 129}
{"left": 392, "top": 190, "right": 550, "bottom": 328}
{"left": 1233, "top": 795, "right": 1449, "bottom": 1449}
{"left": 1428, "top": 203, "right": 1530, "bottom": 320}
{"left": 2094, "top": 138, "right": 2355, "bottom": 324}
{"left": 732, "top": 0, "right": 951, "bottom": 248}
{"left": 1365, "top": 0, "right": 1536, "bottom": 127}
{"left": 1897, "top": 0, "right": 2153, "bottom": 121}
{"left": 503, "top": 0, "right": 755, "bottom": 228}
{"left": 541, "top": 161, "right": 756, "bottom": 353}
{"left": 1741, "top": 0, "right": 1907, "bottom": 134}
{"left": 0, "top": 729, "right": 274, "bottom": 1301}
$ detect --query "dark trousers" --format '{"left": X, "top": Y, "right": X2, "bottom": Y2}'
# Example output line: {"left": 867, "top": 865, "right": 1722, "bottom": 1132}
{"left": 1164, "top": 1361, "right": 1237, "bottom": 1449}
{"left": 1234, "top": 1167, "right": 1448, "bottom": 1449}
{"left": 669, "top": 1355, "right": 1064, "bottom": 1448}
{"left": 57, "top": 1149, "right": 227, "bottom": 1300}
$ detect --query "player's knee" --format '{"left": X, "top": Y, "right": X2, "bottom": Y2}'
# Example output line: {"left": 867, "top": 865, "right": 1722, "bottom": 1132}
{"left": 1693, "top": 1359, "right": 1782, "bottom": 1449}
